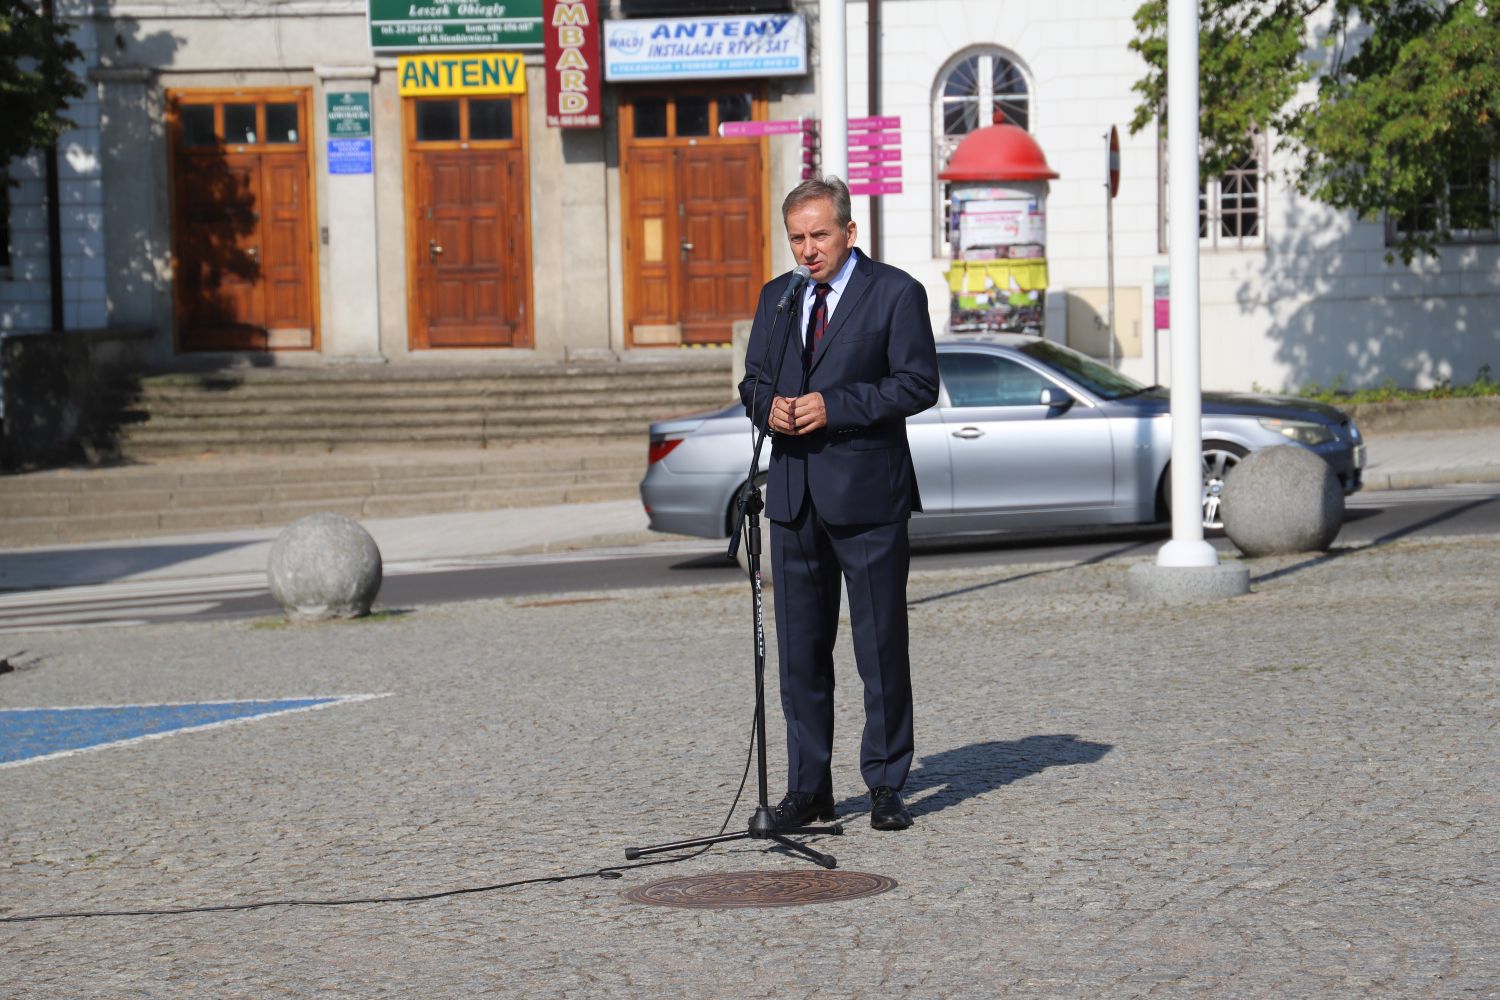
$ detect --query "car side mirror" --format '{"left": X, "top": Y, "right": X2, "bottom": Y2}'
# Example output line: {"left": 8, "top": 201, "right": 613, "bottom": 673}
{"left": 1040, "top": 387, "right": 1072, "bottom": 409}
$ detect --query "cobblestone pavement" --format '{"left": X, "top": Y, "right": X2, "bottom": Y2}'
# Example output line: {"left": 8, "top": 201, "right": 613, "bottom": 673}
{"left": 1, "top": 534, "right": 1495, "bottom": 998}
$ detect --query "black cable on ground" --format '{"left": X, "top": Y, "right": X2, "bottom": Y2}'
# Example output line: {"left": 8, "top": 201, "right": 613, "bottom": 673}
{"left": 1, "top": 715, "right": 759, "bottom": 924}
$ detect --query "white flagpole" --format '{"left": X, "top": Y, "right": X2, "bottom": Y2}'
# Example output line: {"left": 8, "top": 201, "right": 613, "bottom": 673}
{"left": 1157, "top": 0, "right": 1219, "bottom": 569}
{"left": 819, "top": 0, "right": 848, "bottom": 182}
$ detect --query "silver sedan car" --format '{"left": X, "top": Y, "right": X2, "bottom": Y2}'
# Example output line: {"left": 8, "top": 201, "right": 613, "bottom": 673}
{"left": 641, "top": 334, "right": 1364, "bottom": 540}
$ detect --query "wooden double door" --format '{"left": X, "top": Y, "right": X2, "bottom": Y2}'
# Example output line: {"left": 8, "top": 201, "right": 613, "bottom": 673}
{"left": 405, "top": 96, "right": 532, "bottom": 349}
{"left": 169, "top": 91, "right": 317, "bottom": 351}
{"left": 621, "top": 90, "right": 767, "bottom": 346}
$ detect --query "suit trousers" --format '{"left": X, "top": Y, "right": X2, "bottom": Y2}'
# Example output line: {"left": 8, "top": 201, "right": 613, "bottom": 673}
{"left": 769, "top": 496, "right": 914, "bottom": 796}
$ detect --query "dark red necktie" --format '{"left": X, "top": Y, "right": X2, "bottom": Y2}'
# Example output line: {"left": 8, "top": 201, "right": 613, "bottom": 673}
{"left": 802, "top": 282, "right": 832, "bottom": 369}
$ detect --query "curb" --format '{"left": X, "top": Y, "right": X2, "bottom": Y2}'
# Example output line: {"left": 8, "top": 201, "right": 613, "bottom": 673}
{"left": 1348, "top": 396, "right": 1500, "bottom": 434}
{"left": 1360, "top": 467, "right": 1500, "bottom": 492}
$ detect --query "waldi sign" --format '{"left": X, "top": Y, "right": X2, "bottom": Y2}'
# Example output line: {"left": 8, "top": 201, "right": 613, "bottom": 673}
{"left": 603, "top": 12, "right": 806, "bottom": 82}
{"left": 369, "top": 0, "right": 542, "bottom": 51}
{"left": 398, "top": 53, "right": 527, "bottom": 96}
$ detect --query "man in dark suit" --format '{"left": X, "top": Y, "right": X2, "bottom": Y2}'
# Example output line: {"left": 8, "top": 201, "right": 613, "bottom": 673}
{"left": 738, "top": 176, "right": 939, "bottom": 832}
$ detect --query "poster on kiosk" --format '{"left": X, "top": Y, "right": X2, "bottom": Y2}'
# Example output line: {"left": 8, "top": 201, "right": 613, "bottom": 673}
{"left": 948, "top": 188, "right": 1048, "bottom": 334}
{"left": 938, "top": 117, "right": 1058, "bottom": 335}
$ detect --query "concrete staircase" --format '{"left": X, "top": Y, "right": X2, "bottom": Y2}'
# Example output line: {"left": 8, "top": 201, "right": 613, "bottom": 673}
{"left": 118, "top": 357, "right": 735, "bottom": 457}
{"left": 0, "top": 440, "right": 649, "bottom": 548}
{"left": 0, "top": 356, "right": 734, "bottom": 548}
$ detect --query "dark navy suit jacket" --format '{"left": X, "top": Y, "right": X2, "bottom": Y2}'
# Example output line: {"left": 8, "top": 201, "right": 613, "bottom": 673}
{"left": 738, "top": 249, "right": 940, "bottom": 525}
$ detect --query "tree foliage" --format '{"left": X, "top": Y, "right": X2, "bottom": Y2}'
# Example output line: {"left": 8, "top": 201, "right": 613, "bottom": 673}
{"left": 1130, "top": 0, "right": 1500, "bottom": 261}
{"left": 0, "top": 0, "right": 84, "bottom": 172}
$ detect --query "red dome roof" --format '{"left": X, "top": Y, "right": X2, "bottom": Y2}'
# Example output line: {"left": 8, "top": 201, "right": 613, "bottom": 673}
{"left": 938, "top": 122, "right": 1059, "bottom": 182}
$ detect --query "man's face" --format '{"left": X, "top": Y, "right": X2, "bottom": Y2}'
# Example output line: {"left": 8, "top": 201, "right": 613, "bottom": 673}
{"left": 784, "top": 197, "right": 857, "bottom": 283}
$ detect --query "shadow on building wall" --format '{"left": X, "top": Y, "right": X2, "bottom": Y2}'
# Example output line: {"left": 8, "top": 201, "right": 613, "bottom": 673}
{"left": 0, "top": 20, "right": 183, "bottom": 471}
{"left": 96, "top": 18, "right": 181, "bottom": 345}
{"left": 1236, "top": 196, "right": 1499, "bottom": 392}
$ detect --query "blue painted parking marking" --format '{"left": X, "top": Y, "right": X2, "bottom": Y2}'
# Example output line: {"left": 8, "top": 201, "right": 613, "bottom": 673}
{"left": 0, "top": 694, "right": 390, "bottom": 768}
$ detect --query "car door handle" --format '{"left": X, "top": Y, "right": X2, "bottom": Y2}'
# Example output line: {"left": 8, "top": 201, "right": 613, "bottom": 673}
{"left": 951, "top": 427, "right": 985, "bottom": 439}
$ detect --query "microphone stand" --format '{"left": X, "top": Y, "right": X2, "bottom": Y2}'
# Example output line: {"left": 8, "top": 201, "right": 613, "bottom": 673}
{"left": 626, "top": 276, "right": 843, "bottom": 870}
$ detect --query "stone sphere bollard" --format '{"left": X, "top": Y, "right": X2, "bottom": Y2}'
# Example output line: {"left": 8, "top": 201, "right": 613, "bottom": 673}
{"left": 1221, "top": 445, "right": 1344, "bottom": 557}
{"left": 267, "top": 513, "right": 383, "bottom": 622}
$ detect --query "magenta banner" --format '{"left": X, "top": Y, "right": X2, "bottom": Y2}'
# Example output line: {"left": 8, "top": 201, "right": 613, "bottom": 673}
{"left": 718, "top": 118, "right": 805, "bottom": 138}
{"left": 848, "top": 164, "right": 902, "bottom": 180}
{"left": 849, "top": 181, "right": 903, "bottom": 196}
{"left": 848, "top": 131, "right": 901, "bottom": 148}
{"left": 849, "top": 115, "right": 899, "bottom": 130}
{"left": 848, "top": 146, "right": 901, "bottom": 164}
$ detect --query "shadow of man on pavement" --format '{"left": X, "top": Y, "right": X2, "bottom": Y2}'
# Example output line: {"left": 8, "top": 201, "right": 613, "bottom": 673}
{"left": 838, "top": 734, "right": 1113, "bottom": 820}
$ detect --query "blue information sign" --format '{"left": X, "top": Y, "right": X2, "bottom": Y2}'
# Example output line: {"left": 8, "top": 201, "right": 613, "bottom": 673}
{"left": 328, "top": 138, "right": 374, "bottom": 175}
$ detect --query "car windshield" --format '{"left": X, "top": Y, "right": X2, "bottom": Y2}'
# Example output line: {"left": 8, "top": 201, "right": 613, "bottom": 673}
{"left": 1016, "top": 340, "right": 1149, "bottom": 399}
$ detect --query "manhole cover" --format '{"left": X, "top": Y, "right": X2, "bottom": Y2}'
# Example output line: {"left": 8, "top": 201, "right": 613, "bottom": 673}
{"left": 622, "top": 870, "right": 897, "bottom": 909}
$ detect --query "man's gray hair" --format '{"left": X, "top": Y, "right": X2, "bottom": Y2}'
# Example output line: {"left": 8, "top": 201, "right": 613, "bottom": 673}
{"left": 782, "top": 176, "right": 852, "bottom": 228}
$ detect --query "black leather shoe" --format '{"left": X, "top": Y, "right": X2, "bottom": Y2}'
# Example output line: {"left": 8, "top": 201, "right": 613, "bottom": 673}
{"left": 870, "top": 786, "right": 912, "bottom": 831}
{"left": 772, "top": 790, "right": 836, "bottom": 829}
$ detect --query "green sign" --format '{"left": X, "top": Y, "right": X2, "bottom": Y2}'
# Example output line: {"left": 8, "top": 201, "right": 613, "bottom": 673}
{"left": 367, "top": 0, "right": 543, "bottom": 51}
{"left": 326, "top": 92, "right": 372, "bottom": 139}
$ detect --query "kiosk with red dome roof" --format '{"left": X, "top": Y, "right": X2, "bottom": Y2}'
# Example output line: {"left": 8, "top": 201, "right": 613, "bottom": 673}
{"left": 938, "top": 113, "right": 1059, "bottom": 334}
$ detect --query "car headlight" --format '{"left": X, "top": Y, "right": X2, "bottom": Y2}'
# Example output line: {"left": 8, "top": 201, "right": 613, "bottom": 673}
{"left": 1259, "top": 417, "right": 1335, "bottom": 446}
{"left": 1348, "top": 420, "right": 1362, "bottom": 443}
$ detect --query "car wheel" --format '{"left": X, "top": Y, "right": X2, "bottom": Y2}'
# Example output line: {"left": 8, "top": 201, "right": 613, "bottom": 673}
{"left": 1159, "top": 441, "right": 1249, "bottom": 530}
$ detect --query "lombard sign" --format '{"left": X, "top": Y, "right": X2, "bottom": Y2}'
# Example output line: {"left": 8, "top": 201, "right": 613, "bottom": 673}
{"left": 603, "top": 12, "right": 806, "bottom": 82}
{"left": 544, "top": 0, "right": 601, "bottom": 128}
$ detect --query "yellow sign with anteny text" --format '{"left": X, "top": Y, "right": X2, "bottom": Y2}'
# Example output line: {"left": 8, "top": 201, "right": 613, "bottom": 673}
{"left": 398, "top": 53, "right": 527, "bottom": 97}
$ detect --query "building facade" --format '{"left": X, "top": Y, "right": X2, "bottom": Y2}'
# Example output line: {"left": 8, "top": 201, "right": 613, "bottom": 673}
{"left": 842, "top": 0, "right": 1500, "bottom": 392}
{"left": 2, "top": 0, "right": 1497, "bottom": 392}
{"left": 2, "top": 0, "right": 818, "bottom": 368}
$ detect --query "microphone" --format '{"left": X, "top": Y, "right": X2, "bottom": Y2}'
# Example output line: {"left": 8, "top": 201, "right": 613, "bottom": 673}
{"left": 775, "top": 265, "right": 813, "bottom": 313}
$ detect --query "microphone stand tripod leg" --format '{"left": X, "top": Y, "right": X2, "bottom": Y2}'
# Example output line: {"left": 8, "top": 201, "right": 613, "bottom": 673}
{"left": 770, "top": 834, "right": 838, "bottom": 870}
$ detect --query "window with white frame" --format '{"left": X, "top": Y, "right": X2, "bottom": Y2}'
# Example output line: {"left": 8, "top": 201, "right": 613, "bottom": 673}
{"left": 1157, "top": 135, "right": 1267, "bottom": 250}
{"left": 933, "top": 48, "right": 1031, "bottom": 257}
{"left": 1388, "top": 152, "right": 1499, "bottom": 245}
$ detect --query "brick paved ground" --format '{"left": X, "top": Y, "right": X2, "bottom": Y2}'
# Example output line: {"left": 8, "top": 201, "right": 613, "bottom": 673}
{"left": 1, "top": 534, "right": 1495, "bottom": 998}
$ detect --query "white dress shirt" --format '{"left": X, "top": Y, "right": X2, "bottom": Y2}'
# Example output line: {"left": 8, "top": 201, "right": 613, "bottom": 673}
{"left": 800, "top": 248, "right": 860, "bottom": 347}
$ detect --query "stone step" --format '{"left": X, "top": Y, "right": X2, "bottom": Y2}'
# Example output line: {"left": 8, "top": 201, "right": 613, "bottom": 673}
{"left": 115, "top": 427, "right": 646, "bottom": 457}
{"left": 123, "top": 402, "right": 719, "bottom": 428}
{"left": 0, "top": 478, "right": 642, "bottom": 547}
{"left": 0, "top": 467, "right": 643, "bottom": 518}
{"left": 107, "top": 358, "right": 734, "bottom": 462}
{"left": 133, "top": 370, "right": 726, "bottom": 392}
{"left": 138, "top": 364, "right": 735, "bottom": 398}
{"left": 133, "top": 392, "right": 732, "bottom": 417}
{"left": 135, "top": 372, "right": 730, "bottom": 394}
{"left": 0, "top": 446, "right": 643, "bottom": 498}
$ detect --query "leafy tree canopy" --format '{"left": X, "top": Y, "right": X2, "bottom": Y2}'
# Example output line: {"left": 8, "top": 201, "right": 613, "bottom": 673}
{"left": 1130, "top": 0, "right": 1500, "bottom": 261}
{"left": 0, "top": 0, "right": 84, "bottom": 173}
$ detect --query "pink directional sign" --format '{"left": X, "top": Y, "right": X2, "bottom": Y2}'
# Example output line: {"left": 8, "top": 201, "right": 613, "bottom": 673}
{"left": 849, "top": 164, "right": 902, "bottom": 180}
{"left": 849, "top": 181, "right": 903, "bottom": 196}
{"left": 848, "top": 131, "right": 901, "bottom": 148}
{"left": 718, "top": 118, "right": 806, "bottom": 138}
{"left": 849, "top": 115, "right": 899, "bottom": 131}
{"left": 848, "top": 146, "right": 902, "bottom": 164}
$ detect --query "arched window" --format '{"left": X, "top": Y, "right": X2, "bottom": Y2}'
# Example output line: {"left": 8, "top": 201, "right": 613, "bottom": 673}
{"left": 933, "top": 48, "right": 1031, "bottom": 256}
